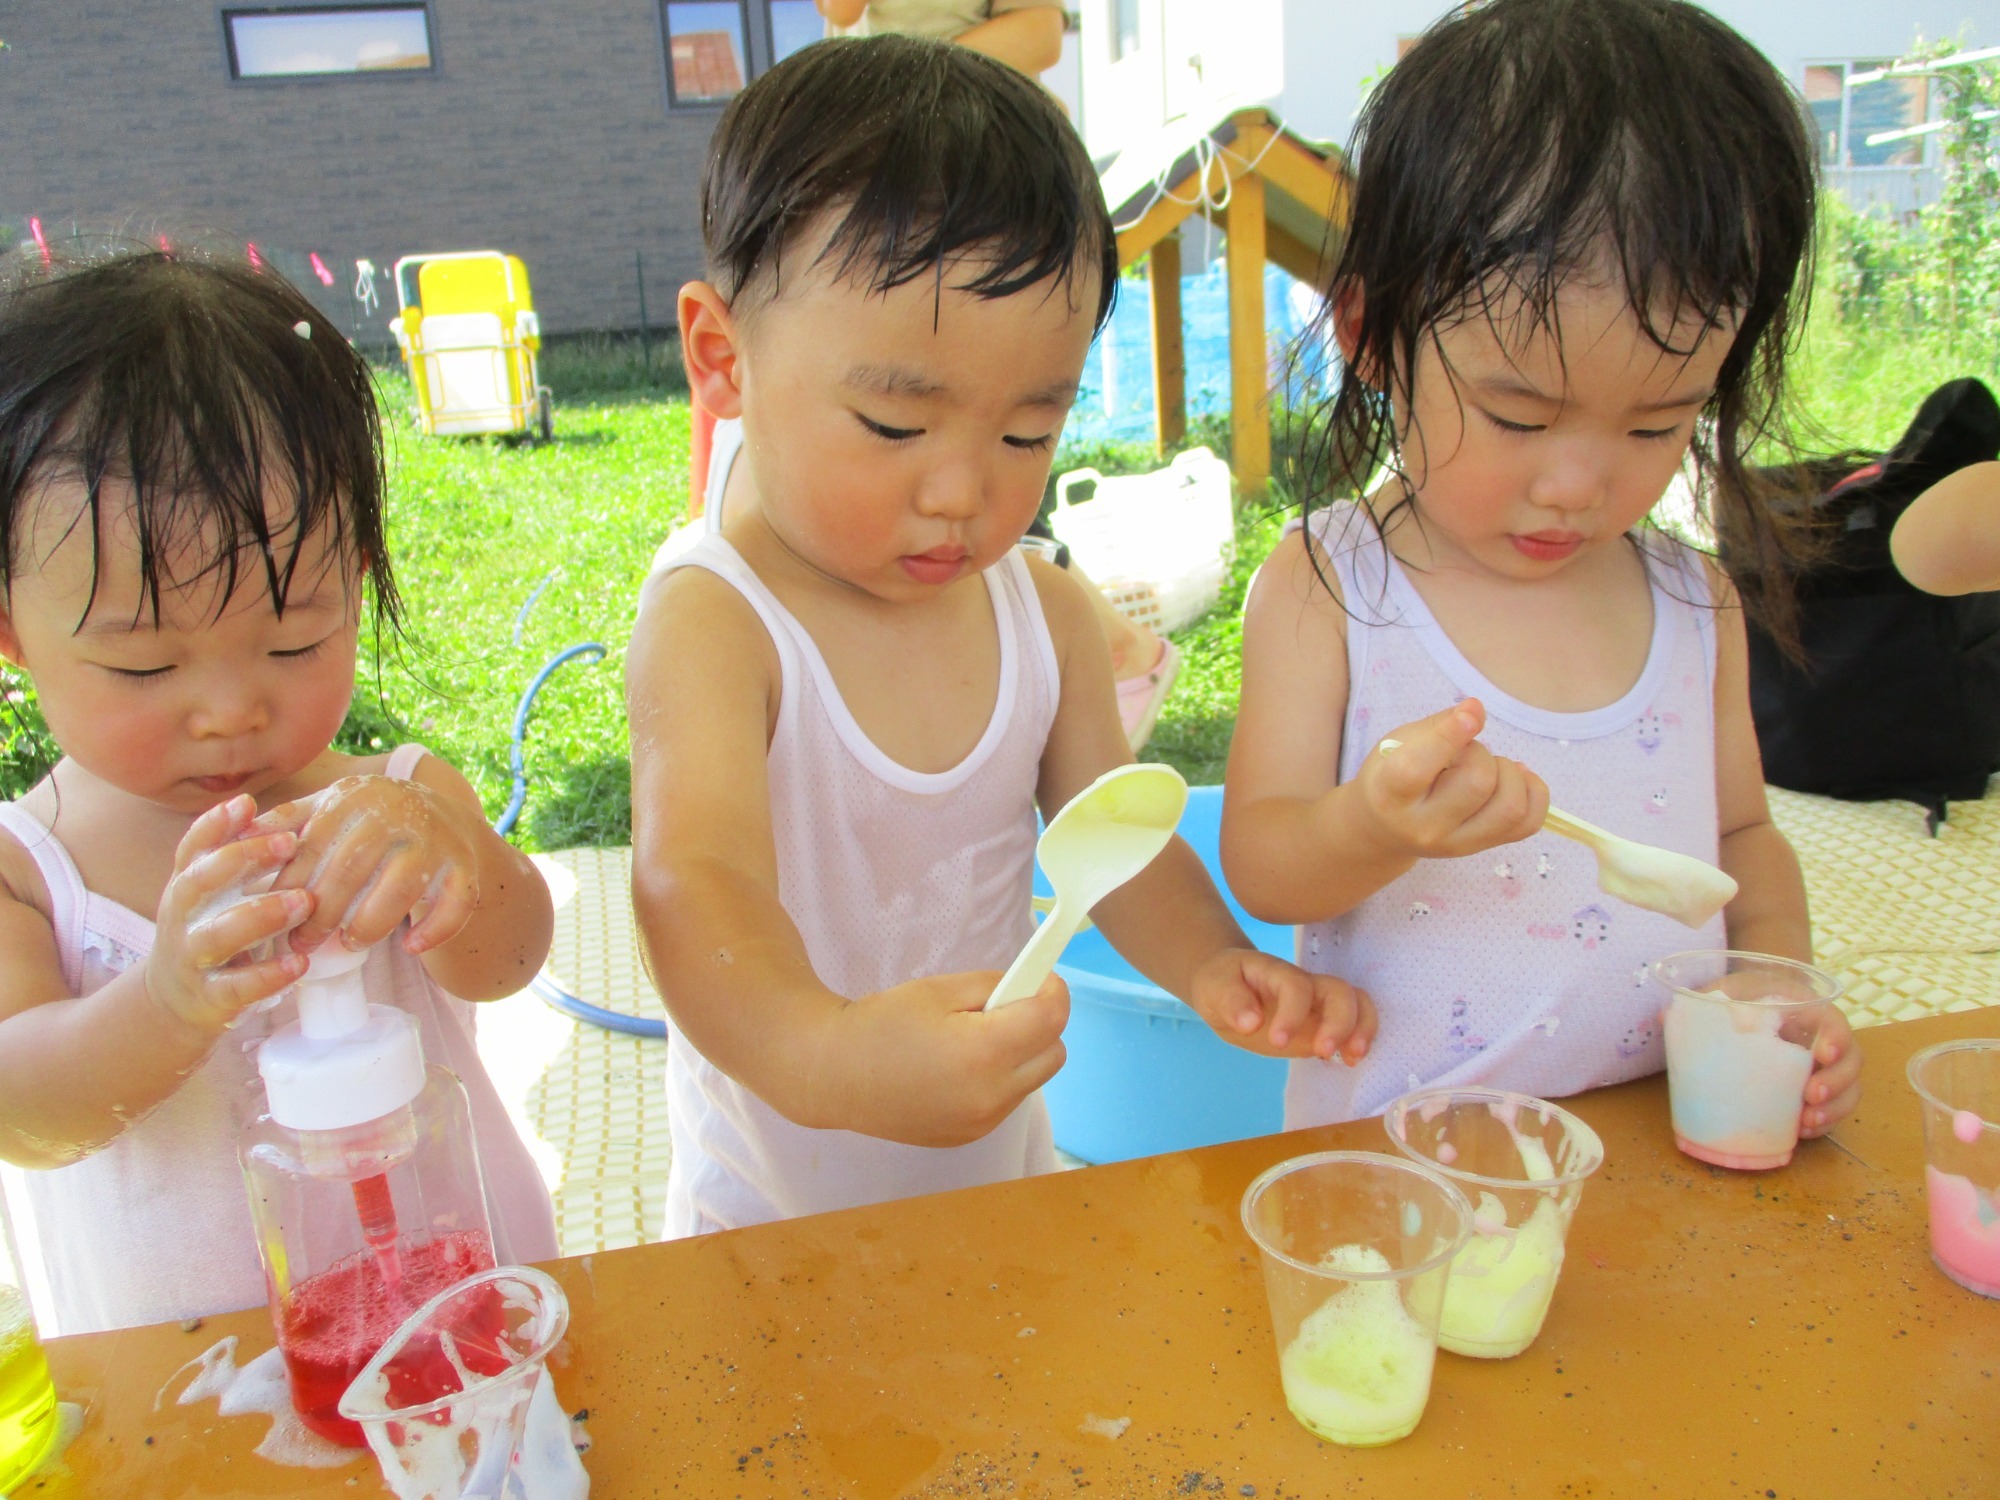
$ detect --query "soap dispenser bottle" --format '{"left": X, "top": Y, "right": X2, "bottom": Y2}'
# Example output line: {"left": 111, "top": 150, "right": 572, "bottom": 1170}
{"left": 240, "top": 942, "right": 496, "bottom": 1447}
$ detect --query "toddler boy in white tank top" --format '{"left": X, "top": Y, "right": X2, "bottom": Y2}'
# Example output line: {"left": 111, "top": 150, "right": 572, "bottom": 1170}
{"left": 627, "top": 36, "right": 1377, "bottom": 1236}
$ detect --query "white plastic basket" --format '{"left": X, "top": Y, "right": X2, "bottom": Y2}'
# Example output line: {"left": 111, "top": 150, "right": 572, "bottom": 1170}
{"left": 1049, "top": 447, "right": 1235, "bottom": 633}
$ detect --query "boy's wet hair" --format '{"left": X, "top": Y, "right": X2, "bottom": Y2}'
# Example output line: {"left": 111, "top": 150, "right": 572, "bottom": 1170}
{"left": 701, "top": 35, "right": 1116, "bottom": 332}
{"left": 0, "top": 239, "right": 398, "bottom": 629}
{"left": 1309, "top": 0, "right": 1820, "bottom": 641}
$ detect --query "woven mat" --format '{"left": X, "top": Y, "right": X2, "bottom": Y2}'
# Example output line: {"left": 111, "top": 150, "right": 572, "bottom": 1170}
{"left": 515, "top": 847, "right": 669, "bottom": 1257}
{"left": 1766, "top": 783, "right": 2000, "bottom": 1026}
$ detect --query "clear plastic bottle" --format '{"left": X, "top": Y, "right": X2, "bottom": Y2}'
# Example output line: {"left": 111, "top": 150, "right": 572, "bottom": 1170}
{"left": 240, "top": 944, "right": 496, "bottom": 1447}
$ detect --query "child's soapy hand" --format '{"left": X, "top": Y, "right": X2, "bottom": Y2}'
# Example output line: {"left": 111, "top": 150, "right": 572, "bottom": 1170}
{"left": 1356, "top": 700, "right": 1548, "bottom": 862}
{"left": 259, "top": 775, "right": 481, "bottom": 955}
{"left": 821, "top": 971, "right": 1070, "bottom": 1147}
{"left": 1186, "top": 949, "right": 1376, "bottom": 1063}
{"left": 146, "top": 795, "right": 314, "bottom": 1036}
{"left": 1800, "top": 1005, "right": 1863, "bottom": 1138}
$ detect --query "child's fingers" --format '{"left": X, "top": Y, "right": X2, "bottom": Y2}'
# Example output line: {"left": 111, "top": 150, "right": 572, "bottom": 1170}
{"left": 1448, "top": 759, "right": 1545, "bottom": 848}
{"left": 404, "top": 867, "right": 479, "bottom": 955}
{"left": 1374, "top": 701, "right": 1486, "bottom": 800}
{"left": 1313, "top": 978, "right": 1376, "bottom": 1063}
{"left": 1238, "top": 955, "right": 1319, "bottom": 1050}
{"left": 195, "top": 947, "right": 312, "bottom": 1020}
{"left": 188, "top": 888, "right": 315, "bottom": 970}
{"left": 981, "top": 972, "right": 1071, "bottom": 1052}
{"left": 1339, "top": 988, "right": 1377, "bottom": 1063}
{"left": 337, "top": 850, "right": 441, "bottom": 950}
{"left": 288, "top": 833, "right": 405, "bottom": 947}
{"left": 171, "top": 794, "right": 258, "bottom": 874}
{"left": 173, "top": 829, "right": 301, "bottom": 917}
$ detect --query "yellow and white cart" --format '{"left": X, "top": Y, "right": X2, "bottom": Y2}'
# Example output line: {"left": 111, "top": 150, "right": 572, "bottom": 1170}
{"left": 389, "top": 251, "right": 553, "bottom": 441}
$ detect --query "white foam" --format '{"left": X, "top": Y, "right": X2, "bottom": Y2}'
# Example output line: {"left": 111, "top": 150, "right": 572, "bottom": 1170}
{"left": 164, "top": 1337, "right": 357, "bottom": 1470}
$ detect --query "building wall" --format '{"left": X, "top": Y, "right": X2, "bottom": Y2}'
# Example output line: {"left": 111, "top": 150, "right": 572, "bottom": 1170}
{"left": 0, "top": 1, "right": 721, "bottom": 334}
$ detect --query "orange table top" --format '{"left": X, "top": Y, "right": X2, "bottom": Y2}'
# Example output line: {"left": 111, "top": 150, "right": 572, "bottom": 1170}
{"left": 27, "top": 1007, "right": 2000, "bottom": 1499}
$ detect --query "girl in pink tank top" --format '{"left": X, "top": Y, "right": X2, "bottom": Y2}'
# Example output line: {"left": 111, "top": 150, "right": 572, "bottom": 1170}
{"left": 1223, "top": 0, "right": 1864, "bottom": 1132}
{"left": 0, "top": 246, "right": 556, "bottom": 1334}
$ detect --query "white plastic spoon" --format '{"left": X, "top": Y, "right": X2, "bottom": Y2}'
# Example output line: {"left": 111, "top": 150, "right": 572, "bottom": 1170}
{"left": 1377, "top": 739, "right": 1736, "bottom": 929}
{"left": 985, "top": 763, "right": 1189, "bottom": 1010}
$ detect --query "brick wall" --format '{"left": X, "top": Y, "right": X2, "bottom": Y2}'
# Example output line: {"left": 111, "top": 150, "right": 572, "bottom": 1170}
{"left": 0, "top": 1, "right": 720, "bottom": 334}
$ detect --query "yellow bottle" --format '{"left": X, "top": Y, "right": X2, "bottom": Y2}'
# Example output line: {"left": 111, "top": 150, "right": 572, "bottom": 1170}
{"left": 0, "top": 1284, "right": 58, "bottom": 1492}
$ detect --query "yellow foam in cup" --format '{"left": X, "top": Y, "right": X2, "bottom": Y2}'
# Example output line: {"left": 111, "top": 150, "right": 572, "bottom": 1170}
{"left": 1278, "top": 1246, "right": 1437, "bottom": 1446}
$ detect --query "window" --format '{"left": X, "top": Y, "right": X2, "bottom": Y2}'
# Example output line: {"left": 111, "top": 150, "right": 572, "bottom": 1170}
{"left": 1112, "top": 0, "right": 1142, "bottom": 63}
{"left": 225, "top": 5, "right": 433, "bottom": 79}
{"left": 664, "top": 1, "right": 748, "bottom": 104}
{"left": 662, "top": 0, "right": 819, "bottom": 108}
{"left": 1806, "top": 60, "right": 1931, "bottom": 169}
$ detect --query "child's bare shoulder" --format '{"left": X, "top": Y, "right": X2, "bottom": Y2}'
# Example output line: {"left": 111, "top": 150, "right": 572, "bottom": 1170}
{"left": 627, "top": 562, "right": 783, "bottom": 728}
{"left": 1020, "top": 550, "right": 1100, "bottom": 644}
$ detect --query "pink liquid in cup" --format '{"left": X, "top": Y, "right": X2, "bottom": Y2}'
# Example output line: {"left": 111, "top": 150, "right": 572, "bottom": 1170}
{"left": 1908, "top": 1040, "right": 2000, "bottom": 1299}
{"left": 1924, "top": 1167, "right": 2000, "bottom": 1297}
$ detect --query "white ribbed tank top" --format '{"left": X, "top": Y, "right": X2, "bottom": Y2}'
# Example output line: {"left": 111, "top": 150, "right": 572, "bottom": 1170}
{"left": 654, "top": 535, "right": 1061, "bottom": 1236}
{"left": 1287, "top": 502, "right": 1727, "bottom": 1127}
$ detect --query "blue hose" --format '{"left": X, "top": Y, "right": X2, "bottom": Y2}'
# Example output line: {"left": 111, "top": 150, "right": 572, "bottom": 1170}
{"left": 494, "top": 642, "right": 608, "bottom": 838}
{"left": 496, "top": 638, "right": 669, "bottom": 1039}
{"left": 530, "top": 972, "right": 667, "bottom": 1038}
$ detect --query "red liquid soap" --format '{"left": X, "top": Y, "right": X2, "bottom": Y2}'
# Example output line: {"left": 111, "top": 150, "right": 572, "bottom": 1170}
{"left": 277, "top": 1228, "right": 499, "bottom": 1446}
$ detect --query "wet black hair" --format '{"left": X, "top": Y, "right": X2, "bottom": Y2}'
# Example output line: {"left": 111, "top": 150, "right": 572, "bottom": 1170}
{"left": 700, "top": 35, "right": 1116, "bottom": 333}
{"left": 1307, "top": 0, "right": 1821, "bottom": 643}
{"left": 0, "top": 238, "right": 398, "bottom": 630}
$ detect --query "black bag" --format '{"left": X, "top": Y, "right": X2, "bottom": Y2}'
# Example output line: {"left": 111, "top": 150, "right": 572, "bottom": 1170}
{"left": 1737, "top": 378, "right": 2000, "bottom": 826}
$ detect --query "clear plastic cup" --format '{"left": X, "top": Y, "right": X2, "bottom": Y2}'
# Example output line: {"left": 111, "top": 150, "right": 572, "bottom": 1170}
{"left": 337, "top": 1264, "right": 587, "bottom": 1500}
{"left": 1652, "top": 950, "right": 1841, "bottom": 1170}
{"left": 0, "top": 1283, "right": 59, "bottom": 1493}
{"left": 1383, "top": 1087, "right": 1604, "bottom": 1359}
{"left": 1907, "top": 1039, "right": 2000, "bottom": 1298}
{"left": 1240, "top": 1151, "right": 1472, "bottom": 1447}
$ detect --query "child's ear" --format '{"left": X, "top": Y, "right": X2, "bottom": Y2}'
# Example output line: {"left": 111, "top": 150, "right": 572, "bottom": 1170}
{"left": 1332, "top": 279, "right": 1368, "bottom": 374}
{"left": 0, "top": 586, "right": 22, "bottom": 667}
{"left": 678, "top": 281, "right": 746, "bottom": 421}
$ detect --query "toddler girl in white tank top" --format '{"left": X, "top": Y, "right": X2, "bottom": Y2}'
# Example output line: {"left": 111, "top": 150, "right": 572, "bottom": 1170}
{"left": 0, "top": 247, "right": 557, "bottom": 1335}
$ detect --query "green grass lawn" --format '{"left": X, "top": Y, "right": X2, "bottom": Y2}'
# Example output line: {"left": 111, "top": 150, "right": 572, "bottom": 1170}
{"left": 2, "top": 310, "right": 1990, "bottom": 849}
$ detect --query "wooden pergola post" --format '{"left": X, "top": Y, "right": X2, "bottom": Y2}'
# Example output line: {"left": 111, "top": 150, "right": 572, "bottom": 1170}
{"left": 1148, "top": 233, "right": 1185, "bottom": 455}
{"left": 1224, "top": 140, "right": 1270, "bottom": 503}
{"left": 1107, "top": 109, "right": 1351, "bottom": 507}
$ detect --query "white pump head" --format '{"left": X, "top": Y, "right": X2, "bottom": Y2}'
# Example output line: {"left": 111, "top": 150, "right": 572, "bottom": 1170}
{"left": 258, "top": 943, "right": 427, "bottom": 1133}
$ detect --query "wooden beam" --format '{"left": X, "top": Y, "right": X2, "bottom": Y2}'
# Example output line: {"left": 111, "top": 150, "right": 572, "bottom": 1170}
{"left": 1225, "top": 154, "right": 1269, "bottom": 504}
{"left": 1115, "top": 190, "right": 1199, "bottom": 272}
{"left": 1148, "top": 234, "right": 1186, "bottom": 454}
{"left": 1256, "top": 135, "right": 1353, "bottom": 234}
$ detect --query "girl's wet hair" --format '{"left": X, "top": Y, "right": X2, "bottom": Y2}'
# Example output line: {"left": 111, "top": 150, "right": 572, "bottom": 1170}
{"left": 1308, "top": 0, "right": 1820, "bottom": 642}
{"left": 701, "top": 34, "right": 1117, "bottom": 332}
{"left": 0, "top": 239, "right": 398, "bottom": 629}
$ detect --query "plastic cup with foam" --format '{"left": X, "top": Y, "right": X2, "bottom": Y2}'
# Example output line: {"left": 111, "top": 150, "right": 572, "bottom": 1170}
{"left": 1652, "top": 951, "right": 1841, "bottom": 1171}
{"left": 1384, "top": 1087, "right": 1603, "bottom": 1359}
{"left": 1907, "top": 1039, "right": 2000, "bottom": 1298}
{"left": 337, "top": 1264, "right": 588, "bottom": 1500}
{"left": 1240, "top": 1151, "right": 1471, "bottom": 1447}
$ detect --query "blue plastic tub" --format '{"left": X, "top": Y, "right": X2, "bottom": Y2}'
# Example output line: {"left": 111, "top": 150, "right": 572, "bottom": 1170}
{"left": 1038, "top": 785, "right": 1291, "bottom": 1163}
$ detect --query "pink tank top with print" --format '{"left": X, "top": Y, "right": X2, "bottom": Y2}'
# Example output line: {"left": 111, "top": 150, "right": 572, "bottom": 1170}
{"left": 1286, "top": 503, "right": 1727, "bottom": 1128}
{"left": 0, "top": 745, "right": 558, "bottom": 1336}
